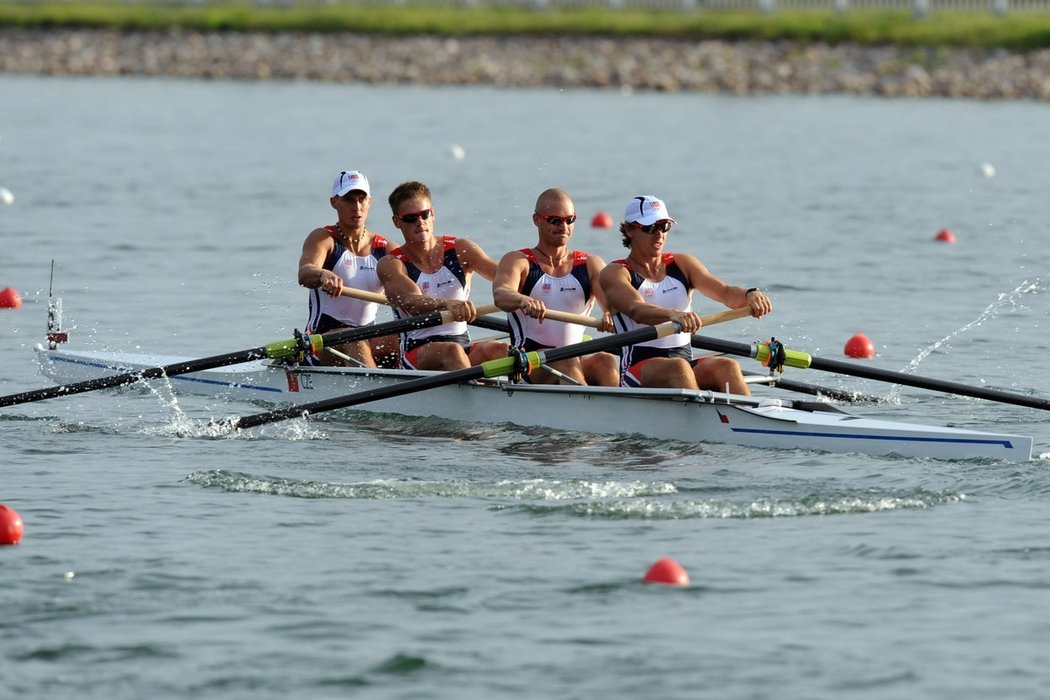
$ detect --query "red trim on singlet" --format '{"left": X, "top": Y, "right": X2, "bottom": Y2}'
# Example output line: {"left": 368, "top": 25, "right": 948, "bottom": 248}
{"left": 520, "top": 248, "right": 589, "bottom": 265}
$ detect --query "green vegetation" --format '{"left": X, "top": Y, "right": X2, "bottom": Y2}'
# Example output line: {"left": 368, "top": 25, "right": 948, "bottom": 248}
{"left": 2, "top": 1, "right": 1050, "bottom": 50}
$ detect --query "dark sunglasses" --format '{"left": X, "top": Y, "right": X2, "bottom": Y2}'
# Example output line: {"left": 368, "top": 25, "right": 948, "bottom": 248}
{"left": 539, "top": 214, "right": 577, "bottom": 226}
{"left": 636, "top": 220, "right": 673, "bottom": 234}
{"left": 397, "top": 209, "right": 433, "bottom": 224}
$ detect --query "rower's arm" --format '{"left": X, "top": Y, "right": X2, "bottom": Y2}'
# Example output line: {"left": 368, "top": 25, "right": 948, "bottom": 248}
{"left": 599, "top": 264, "right": 690, "bottom": 327}
{"left": 492, "top": 252, "right": 535, "bottom": 313}
{"left": 298, "top": 228, "right": 343, "bottom": 296}
{"left": 680, "top": 253, "right": 772, "bottom": 318}
{"left": 376, "top": 256, "right": 471, "bottom": 316}
{"left": 456, "top": 237, "right": 499, "bottom": 281}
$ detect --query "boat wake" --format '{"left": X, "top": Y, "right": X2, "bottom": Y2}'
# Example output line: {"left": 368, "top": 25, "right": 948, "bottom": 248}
{"left": 184, "top": 469, "right": 678, "bottom": 500}
{"left": 183, "top": 469, "right": 965, "bottom": 519}
{"left": 508, "top": 488, "right": 967, "bottom": 519}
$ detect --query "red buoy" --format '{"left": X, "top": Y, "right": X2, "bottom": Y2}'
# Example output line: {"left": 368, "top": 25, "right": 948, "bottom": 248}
{"left": 0, "top": 504, "right": 24, "bottom": 545}
{"left": 643, "top": 557, "right": 690, "bottom": 586}
{"left": 591, "top": 211, "right": 613, "bottom": 228}
{"left": 844, "top": 333, "right": 875, "bottom": 359}
{"left": 934, "top": 229, "right": 956, "bottom": 243}
{"left": 0, "top": 287, "right": 22, "bottom": 309}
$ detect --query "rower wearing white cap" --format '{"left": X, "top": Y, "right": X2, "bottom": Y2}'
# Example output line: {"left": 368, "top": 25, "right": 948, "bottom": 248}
{"left": 599, "top": 195, "right": 772, "bottom": 394}
{"left": 297, "top": 170, "right": 397, "bottom": 367}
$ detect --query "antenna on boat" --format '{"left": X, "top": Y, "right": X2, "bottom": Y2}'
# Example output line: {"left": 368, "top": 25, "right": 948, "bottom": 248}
{"left": 46, "top": 259, "right": 67, "bottom": 349}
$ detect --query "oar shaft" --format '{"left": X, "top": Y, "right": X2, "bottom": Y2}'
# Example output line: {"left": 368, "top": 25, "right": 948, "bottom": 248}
{"left": 806, "top": 355, "right": 1050, "bottom": 411}
{"left": 740, "top": 370, "right": 881, "bottom": 403}
{"left": 2, "top": 309, "right": 454, "bottom": 408}
{"left": 691, "top": 335, "right": 1050, "bottom": 412}
{"left": 0, "top": 348, "right": 266, "bottom": 407}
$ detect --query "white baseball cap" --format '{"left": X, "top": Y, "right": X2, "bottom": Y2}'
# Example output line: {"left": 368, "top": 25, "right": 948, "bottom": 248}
{"left": 623, "top": 195, "right": 676, "bottom": 226}
{"left": 331, "top": 170, "right": 370, "bottom": 197}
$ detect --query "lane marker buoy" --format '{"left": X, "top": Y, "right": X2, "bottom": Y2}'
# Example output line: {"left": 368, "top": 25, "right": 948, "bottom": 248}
{"left": 643, "top": 557, "right": 689, "bottom": 586}
{"left": 0, "top": 504, "right": 24, "bottom": 545}
{"left": 844, "top": 333, "right": 875, "bottom": 359}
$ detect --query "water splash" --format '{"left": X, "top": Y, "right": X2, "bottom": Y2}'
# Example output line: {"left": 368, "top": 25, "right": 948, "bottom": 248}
{"left": 892, "top": 278, "right": 1041, "bottom": 401}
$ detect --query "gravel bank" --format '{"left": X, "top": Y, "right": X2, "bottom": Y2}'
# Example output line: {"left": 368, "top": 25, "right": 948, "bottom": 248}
{"left": 3, "top": 28, "right": 1050, "bottom": 99}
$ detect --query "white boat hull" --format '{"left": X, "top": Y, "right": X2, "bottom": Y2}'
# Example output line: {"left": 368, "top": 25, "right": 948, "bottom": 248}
{"left": 33, "top": 345, "right": 1034, "bottom": 461}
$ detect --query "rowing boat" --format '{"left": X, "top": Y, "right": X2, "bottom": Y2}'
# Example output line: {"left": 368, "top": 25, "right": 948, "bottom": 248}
{"left": 33, "top": 340, "right": 1033, "bottom": 462}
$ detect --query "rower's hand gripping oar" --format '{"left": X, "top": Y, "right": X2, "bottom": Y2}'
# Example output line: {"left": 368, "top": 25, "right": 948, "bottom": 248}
{"left": 224, "top": 321, "right": 685, "bottom": 431}
{"left": 691, "top": 335, "right": 1050, "bottom": 412}
{"left": 0, "top": 308, "right": 477, "bottom": 408}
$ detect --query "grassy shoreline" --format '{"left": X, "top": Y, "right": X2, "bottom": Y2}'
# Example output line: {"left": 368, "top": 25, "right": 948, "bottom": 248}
{"left": 3, "top": 2, "right": 1050, "bottom": 50}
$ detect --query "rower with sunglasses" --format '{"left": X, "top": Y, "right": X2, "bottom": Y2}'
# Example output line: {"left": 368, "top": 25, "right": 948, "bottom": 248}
{"left": 377, "top": 180, "right": 508, "bottom": 371}
{"left": 492, "top": 188, "right": 619, "bottom": 386}
{"left": 599, "top": 195, "right": 773, "bottom": 394}
{"left": 296, "top": 170, "right": 398, "bottom": 368}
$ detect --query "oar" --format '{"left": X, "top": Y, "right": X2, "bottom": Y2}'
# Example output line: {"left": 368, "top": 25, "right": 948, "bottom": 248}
{"left": 0, "top": 308, "right": 485, "bottom": 408}
{"left": 226, "top": 321, "right": 683, "bottom": 430}
{"left": 341, "top": 286, "right": 752, "bottom": 331}
{"left": 690, "top": 335, "right": 1050, "bottom": 412}
{"left": 347, "top": 288, "right": 882, "bottom": 403}
{"left": 740, "top": 370, "right": 882, "bottom": 403}
{"left": 341, "top": 287, "right": 614, "bottom": 329}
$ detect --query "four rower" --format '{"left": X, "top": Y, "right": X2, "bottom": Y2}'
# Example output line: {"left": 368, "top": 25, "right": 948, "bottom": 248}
{"left": 298, "top": 177, "right": 773, "bottom": 391}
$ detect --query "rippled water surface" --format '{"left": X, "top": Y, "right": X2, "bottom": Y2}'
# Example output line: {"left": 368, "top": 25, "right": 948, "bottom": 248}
{"left": 2, "top": 75, "right": 1050, "bottom": 698}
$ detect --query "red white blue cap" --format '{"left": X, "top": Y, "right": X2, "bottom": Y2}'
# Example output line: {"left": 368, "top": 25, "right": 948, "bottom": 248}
{"left": 331, "top": 170, "right": 370, "bottom": 197}
{"left": 623, "top": 195, "right": 676, "bottom": 226}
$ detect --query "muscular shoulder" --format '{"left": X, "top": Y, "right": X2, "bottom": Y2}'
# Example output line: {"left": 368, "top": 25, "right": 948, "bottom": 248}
{"left": 585, "top": 253, "right": 606, "bottom": 273}
{"left": 454, "top": 237, "right": 492, "bottom": 267}
{"left": 497, "top": 248, "right": 529, "bottom": 266}
{"left": 678, "top": 253, "right": 711, "bottom": 274}
{"left": 303, "top": 226, "right": 334, "bottom": 248}
{"left": 599, "top": 260, "right": 630, "bottom": 286}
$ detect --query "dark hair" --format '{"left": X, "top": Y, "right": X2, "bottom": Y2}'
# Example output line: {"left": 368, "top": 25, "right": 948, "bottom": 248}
{"left": 619, "top": 222, "right": 632, "bottom": 247}
{"left": 388, "top": 181, "right": 432, "bottom": 214}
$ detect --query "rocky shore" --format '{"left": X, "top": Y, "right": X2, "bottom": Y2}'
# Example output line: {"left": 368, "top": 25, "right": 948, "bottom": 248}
{"left": 3, "top": 28, "right": 1050, "bottom": 99}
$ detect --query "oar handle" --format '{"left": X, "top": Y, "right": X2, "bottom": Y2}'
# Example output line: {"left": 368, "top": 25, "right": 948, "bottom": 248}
{"left": 337, "top": 288, "right": 497, "bottom": 324}
{"left": 540, "top": 305, "right": 750, "bottom": 330}
{"left": 341, "top": 286, "right": 753, "bottom": 331}
{"left": 700, "top": 306, "right": 753, "bottom": 328}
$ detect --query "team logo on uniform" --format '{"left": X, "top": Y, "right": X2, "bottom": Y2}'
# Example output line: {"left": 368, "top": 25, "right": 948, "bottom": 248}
{"left": 421, "top": 281, "right": 431, "bottom": 294}
{"left": 643, "top": 288, "right": 655, "bottom": 298}
{"left": 541, "top": 281, "right": 552, "bottom": 295}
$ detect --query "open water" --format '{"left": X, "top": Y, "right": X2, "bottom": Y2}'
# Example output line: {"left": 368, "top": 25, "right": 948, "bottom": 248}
{"left": 1, "top": 74, "right": 1050, "bottom": 698}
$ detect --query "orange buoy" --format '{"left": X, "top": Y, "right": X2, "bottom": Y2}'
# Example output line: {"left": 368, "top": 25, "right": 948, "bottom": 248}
{"left": 0, "top": 287, "right": 21, "bottom": 309}
{"left": 0, "top": 504, "right": 24, "bottom": 545}
{"left": 844, "top": 333, "right": 875, "bottom": 359}
{"left": 934, "top": 229, "right": 956, "bottom": 243}
{"left": 591, "top": 211, "right": 613, "bottom": 228}
{"left": 642, "top": 557, "right": 690, "bottom": 586}
{"left": 0, "top": 287, "right": 22, "bottom": 309}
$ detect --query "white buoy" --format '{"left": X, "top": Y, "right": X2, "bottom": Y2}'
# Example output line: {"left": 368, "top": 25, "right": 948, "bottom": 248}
{"left": 0, "top": 187, "right": 13, "bottom": 205}
{"left": 449, "top": 144, "right": 466, "bottom": 160}
{"left": 981, "top": 162, "right": 996, "bottom": 178}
